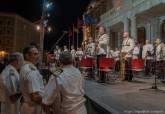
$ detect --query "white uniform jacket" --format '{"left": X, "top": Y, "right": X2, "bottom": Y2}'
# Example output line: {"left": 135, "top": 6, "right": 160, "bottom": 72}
{"left": 20, "top": 62, "right": 44, "bottom": 114}
{"left": 43, "top": 65, "right": 86, "bottom": 114}
{"left": 121, "top": 38, "right": 135, "bottom": 58}
{"left": 142, "top": 44, "right": 154, "bottom": 60}
{"left": 97, "top": 33, "right": 110, "bottom": 55}
{"left": 0, "top": 64, "right": 20, "bottom": 114}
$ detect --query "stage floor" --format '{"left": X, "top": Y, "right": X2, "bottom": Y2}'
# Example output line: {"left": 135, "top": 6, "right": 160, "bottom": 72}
{"left": 85, "top": 79, "right": 165, "bottom": 114}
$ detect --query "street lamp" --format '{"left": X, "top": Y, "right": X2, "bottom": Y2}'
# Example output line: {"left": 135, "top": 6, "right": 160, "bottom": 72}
{"left": 47, "top": 26, "right": 52, "bottom": 32}
{"left": 40, "top": 0, "right": 53, "bottom": 63}
{"left": 36, "top": 25, "right": 41, "bottom": 31}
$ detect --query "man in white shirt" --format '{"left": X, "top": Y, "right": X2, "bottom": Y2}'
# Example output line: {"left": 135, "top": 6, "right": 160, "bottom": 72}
{"left": 71, "top": 45, "right": 76, "bottom": 59}
{"left": 0, "top": 52, "right": 24, "bottom": 114}
{"left": 64, "top": 45, "right": 69, "bottom": 52}
{"left": 42, "top": 51, "right": 87, "bottom": 114}
{"left": 113, "top": 48, "right": 120, "bottom": 73}
{"left": 155, "top": 38, "right": 165, "bottom": 81}
{"left": 54, "top": 45, "right": 61, "bottom": 61}
{"left": 132, "top": 42, "right": 140, "bottom": 59}
{"left": 96, "top": 26, "right": 110, "bottom": 83}
{"left": 75, "top": 48, "right": 84, "bottom": 68}
{"left": 142, "top": 39, "right": 154, "bottom": 75}
{"left": 121, "top": 32, "right": 135, "bottom": 81}
{"left": 20, "top": 45, "right": 44, "bottom": 114}
{"left": 85, "top": 37, "right": 95, "bottom": 57}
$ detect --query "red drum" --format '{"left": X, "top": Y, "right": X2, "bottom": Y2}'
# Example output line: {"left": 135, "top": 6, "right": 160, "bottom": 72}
{"left": 131, "top": 59, "right": 144, "bottom": 71}
{"left": 99, "top": 58, "right": 115, "bottom": 69}
{"left": 92, "top": 58, "right": 96, "bottom": 66}
{"left": 80, "top": 57, "right": 93, "bottom": 68}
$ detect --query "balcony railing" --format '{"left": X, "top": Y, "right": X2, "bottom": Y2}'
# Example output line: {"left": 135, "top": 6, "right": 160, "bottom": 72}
{"left": 101, "top": 6, "right": 122, "bottom": 22}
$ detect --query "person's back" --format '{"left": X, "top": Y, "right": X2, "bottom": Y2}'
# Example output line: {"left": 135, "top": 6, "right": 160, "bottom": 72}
{"left": 58, "top": 65, "right": 86, "bottom": 112}
{"left": 43, "top": 51, "right": 87, "bottom": 114}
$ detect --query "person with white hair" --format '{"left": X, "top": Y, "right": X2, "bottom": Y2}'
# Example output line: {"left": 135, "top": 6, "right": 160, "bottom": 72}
{"left": 42, "top": 51, "right": 87, "bottom": 114}
{"left": 0, "top": 52, "right": 24, "bottom": 114}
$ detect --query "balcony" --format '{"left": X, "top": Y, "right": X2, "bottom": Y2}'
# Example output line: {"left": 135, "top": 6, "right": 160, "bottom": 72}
{"left": 100, "top": 7, "right": 122, "bottom": 23}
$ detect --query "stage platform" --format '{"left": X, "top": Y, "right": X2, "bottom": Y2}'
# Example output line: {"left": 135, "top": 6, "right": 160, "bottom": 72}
{"left": 85, "top": 79, "right": 165, "bottom": 114}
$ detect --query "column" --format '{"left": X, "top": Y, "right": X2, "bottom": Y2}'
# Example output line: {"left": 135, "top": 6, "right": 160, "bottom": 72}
{"left": 117, "top": 32, "right": 122, "bottom": 48}
{"left": 145, "top": 23, "right": 151, "bottom": 41}
{"left": 131, "top": 16, "right": 137, "bottom": 40}
{"left": 150, "top": 18, "right": 161, "bottom": 41}
{"left": 124, "top": 17, "right": 129, "bottom": 32}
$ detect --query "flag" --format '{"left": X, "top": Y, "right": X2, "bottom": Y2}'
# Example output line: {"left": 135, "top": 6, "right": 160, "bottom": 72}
{"left": 83, "top": 14, "right": 96, "bottom": 25}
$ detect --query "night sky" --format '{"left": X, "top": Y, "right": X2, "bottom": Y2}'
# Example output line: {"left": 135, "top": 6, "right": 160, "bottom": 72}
{"left": 0, "top": 0, "right": 91, "bottom": 50}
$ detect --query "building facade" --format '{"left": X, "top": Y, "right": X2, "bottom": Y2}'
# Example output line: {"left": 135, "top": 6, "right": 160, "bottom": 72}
{"left": 99, "top": 0, "right": 165, "bottom": 49}
{"left": 0, "top": 13, "right": 40, "bottom": 53}
{"left": 84, "top": 0, "right": 165, "bottom": 49}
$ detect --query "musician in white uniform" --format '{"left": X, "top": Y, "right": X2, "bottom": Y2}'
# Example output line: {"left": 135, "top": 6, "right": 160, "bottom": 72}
{"left": 20, "top": 45, "right": 44, "bottom": 114}
{"left": 0, "top": 52, "right": 24, "bottom": 114}
{"left": 142, "top": 39, "right": 154, "bottom": 75}
{"left": 85, "top": 37, "right": 95, "bottom": 57}
{"left": 121, "top": 32, "right": 135, "bottom": 81}
{"left": 96, "top": 26, "right": 110, "bottom": 83}
{"left": 107, "top": 47, "right": 114, "bottom": 58}
{"left": 42, "top": 51, "right": 86, "bottom": 114}
{"left": 132, "top": 42, "right": 140, "bottom": 59}
{"left": 71, "top": 45, "right": 76, "bottom": 59}
{"left": 113, "top": 48, "right": 120, "bottom": 73}
{"left": 75, "top": 48, "right": 84, "bottom": 68}
{"left": 64, "top": 45, "right": 69, "bottom": 52}
{"left": 155, "top": 38, "right": 165, "bottom": 80}
{"left": 54, "top": 45, "right": 61, "bottom": 61}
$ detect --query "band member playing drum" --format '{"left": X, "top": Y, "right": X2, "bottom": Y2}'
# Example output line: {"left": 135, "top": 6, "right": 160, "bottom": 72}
{"left": 107, "top": 47, "right": 114, "bottom": 58}
{"left": 113, "top": 48, "right": 120, "bottom": 73}
{"left": 155, "top": 38, "right": 165, "bottom": 81}
{"left": 121, "top": 32, "right": 135, "bottom": 81}
{"left": 142, "top": 39, "right": 154, "bottom": 76}
{"left": 96, "top": 26, "right": 110, "bottom": 83}
{"left": 132, "top": 42, "right": 140, "bottom": 59}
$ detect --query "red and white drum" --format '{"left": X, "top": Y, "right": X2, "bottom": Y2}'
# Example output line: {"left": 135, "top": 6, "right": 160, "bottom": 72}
{"left": 131, "top": 59, "right": 144, "bottom": 72}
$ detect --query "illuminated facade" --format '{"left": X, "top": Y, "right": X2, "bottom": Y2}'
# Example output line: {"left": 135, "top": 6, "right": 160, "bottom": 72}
{"left": 84, "top": 0, "right": 165, "bottom": 49}
{"left": 0, "top": 13, "right": 40, "bottom": 53}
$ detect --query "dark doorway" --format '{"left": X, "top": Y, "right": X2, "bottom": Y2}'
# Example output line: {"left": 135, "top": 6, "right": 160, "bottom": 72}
{"left": 137, "top": 27, "right": 146, "bottom": 44}
{"left": 161, "top": 21, "right": 165, "bottom": 42}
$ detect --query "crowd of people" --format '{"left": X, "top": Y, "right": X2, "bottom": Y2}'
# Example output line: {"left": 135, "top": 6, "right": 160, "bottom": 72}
{"left": 48, "top": 26, "right": 165, "bottom": 84}
{"left": 0, "top": 45, "right": 87, "bottom": 114}
{"left": 0, "top": 25, "right": 165, "bottom": 114}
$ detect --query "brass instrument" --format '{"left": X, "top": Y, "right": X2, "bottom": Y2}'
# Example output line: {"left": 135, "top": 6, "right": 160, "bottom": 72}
{"left": 119, "top": 52, "right": 127, "bottom": 81}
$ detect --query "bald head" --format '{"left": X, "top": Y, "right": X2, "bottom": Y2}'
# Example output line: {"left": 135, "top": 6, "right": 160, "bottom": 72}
{"left": 123, "top": 32, "right": 129, "bottom": 39}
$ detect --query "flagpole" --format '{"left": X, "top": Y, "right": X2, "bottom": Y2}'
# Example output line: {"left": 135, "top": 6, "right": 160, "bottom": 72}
{"left": 73, "top": 24, "right": 75, "bottom": 47}
{"left": 77, "top": 19, "right": 79, "bottom": 49}
{"left": 77, "top": 30, "right": 78, "bottom": 49}
{"left": 69, "top": 33, "right": 70, "bottom": 51}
